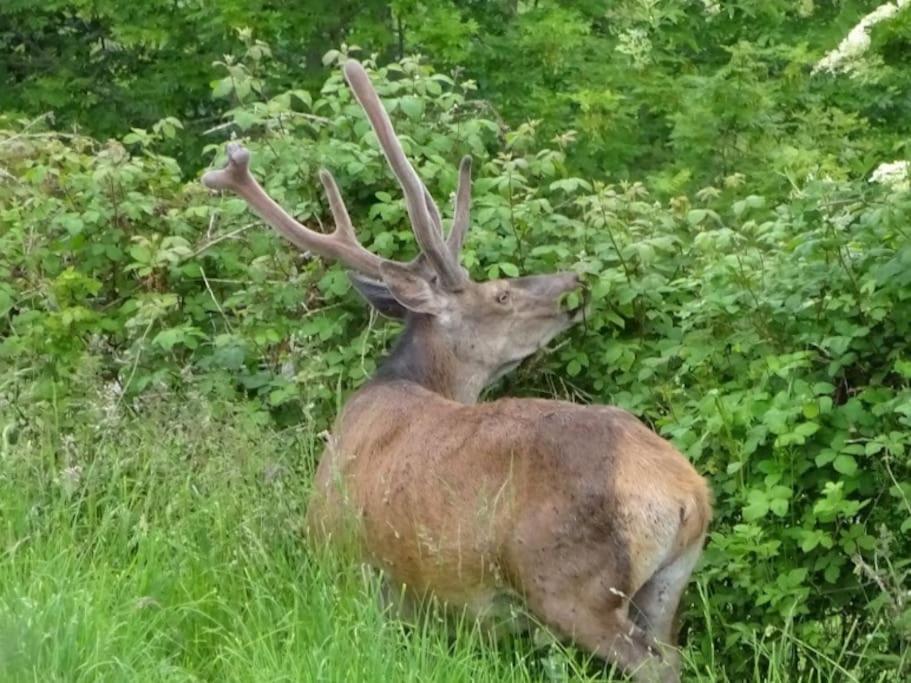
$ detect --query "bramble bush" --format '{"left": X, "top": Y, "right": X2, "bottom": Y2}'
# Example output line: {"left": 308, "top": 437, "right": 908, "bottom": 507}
{"left": 2, "top": 36, "right": 910, "bottom": 682}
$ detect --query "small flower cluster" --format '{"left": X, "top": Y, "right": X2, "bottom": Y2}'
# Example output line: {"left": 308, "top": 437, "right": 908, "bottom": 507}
{"left": 869, "top": 160, "right": 910, "bottom": 191}
{"left": 701, "top": 0, "right": 722, "bottom": 17}
{"left": 813, "top": 0, "right": 909, "bottom": 76}
{"left": 615, "top": 27, "right": 653, "bottom": 69}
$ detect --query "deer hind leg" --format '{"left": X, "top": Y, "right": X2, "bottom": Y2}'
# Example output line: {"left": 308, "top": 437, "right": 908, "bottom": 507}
{"left": 523, "top": 571, "right": 677, "bottom": 683}
{"left": 630, "top": 536, "right": 705, "bottom": 657}
{"left": 378, "top": 577, "right": 421, "bottom": 622}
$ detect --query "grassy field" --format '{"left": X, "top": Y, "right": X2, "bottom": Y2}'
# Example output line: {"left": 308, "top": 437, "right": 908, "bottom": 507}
{"left": 0, "top": 386, "right": 901, "bottom": 682}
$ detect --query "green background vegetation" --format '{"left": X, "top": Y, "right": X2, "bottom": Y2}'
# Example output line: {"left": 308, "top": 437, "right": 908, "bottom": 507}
{"left": 1, "top": 1, "right": 909, "bottom": 680}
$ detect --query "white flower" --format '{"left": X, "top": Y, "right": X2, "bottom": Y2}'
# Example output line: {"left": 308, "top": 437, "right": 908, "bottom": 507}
{"left": 59, "top": 465, "right": 83, "bottom": 496}
{"left": 869, "top": 160, "right": 910, "bottom": 190}
{"left": 813, "top": 0, "right": 910, "bottom": 76}
{"left": 701, "top": 0, "right": 721, "bottom": 17}
{"left": 616, "top": 28, "right": 653, "bottom": 69}
{"left": 98, "top": 379, "right": 123, "bottom": 427}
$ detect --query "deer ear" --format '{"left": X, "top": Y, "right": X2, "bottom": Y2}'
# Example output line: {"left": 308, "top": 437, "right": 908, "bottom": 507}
{"left": 378, "top": 261, "right": 446, "bottom": 316}
{"left": 347, "top": 272, "right": 408, "bottom": 319}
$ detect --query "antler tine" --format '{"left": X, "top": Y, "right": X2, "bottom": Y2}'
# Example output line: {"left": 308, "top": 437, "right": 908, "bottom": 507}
{"left": 318, "top": 168, "right": 358, "bottom": 242}
{"left": 448, "top": 156, "right": 473, "bottom": 257}
{"left": 422, "top": 185, "right": 443, "bottom": 234}
{"left": 202, "top": 143, "right": 387, "bottom": 279}
{"left": 421, "top": 157, "right": 472, "bottom": 257}
{"left": 343, "top": 60, "right": 467, "bottom": 289}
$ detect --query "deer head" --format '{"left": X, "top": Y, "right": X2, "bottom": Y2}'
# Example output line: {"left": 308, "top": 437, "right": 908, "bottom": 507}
{"left": 203, "top": 60, "right": 584, "bottom": 403}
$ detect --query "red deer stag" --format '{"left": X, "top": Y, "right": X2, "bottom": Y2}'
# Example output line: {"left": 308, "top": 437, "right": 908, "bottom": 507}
{"left": 202, "top": 60, "right": 711, "bottom": 682}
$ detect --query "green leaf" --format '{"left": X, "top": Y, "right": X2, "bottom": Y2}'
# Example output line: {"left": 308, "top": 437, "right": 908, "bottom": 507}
{"left": 743, "top": 491, "right": 769, "bottom": 521}
{"left": 212, "top": 77, "right": 233, "bottom": 98}
{"left": 769, "top": 498, "right": 789, "bottom": 517}
{"left": 153, "top": 328, "right": 183, "bottom": 351}
{"left": 399, "top": 96, "right": 424, "bottom": 119}
{"left": 233, "top": 110, "right": 259, "bottom": 130}
{"left": 864, "top": 441, "right": 884, "bottom": 456}
{"left": 128, "top": 245, "right": 153, "bottom": 264}
{"left": 686, "top": 209, "right": 708, "bottom": 225}
{"left": 895, "top": 359, "right": 911, "bottom": 379}
{"left": 815, "top": 450, "right": 836, "bottom": 467}
{"left": 833, "top": 454, "right": 858, "bottom": 476}
{"left": 794, "top": 421, "right": 819, "bottom": 438}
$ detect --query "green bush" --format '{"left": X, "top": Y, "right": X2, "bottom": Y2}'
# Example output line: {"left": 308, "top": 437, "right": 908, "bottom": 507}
{"left": 5, "top": 2, "right": 908, "bottom": 185}
{"left": 2, "top": 38, "right": 910, "bottom": 682}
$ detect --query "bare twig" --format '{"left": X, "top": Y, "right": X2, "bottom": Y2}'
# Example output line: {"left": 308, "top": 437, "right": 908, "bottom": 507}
{"left": 184, "top": 222, "right": 258, "bottom": 262}
{"left": 119, "top": 319, "right": 155, "bottom": 403}
{"left": 0, "top": 112, "right": 54, "bottom": 147}
{"left": 200, "top": 266, "right": 233, "bottom": 333}
{"left": 203, "top": 111, "right": 331, "bottom": 136}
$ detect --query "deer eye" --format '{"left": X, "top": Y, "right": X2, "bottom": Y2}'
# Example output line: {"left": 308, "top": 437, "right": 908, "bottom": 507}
{"left": 496, "top": 290, "right": 510, "bottom": 305}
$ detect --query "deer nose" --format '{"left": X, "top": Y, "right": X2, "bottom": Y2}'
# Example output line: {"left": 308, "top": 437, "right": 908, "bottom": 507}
{"left": 558, "top": 271, "right": 583, "bottom": 291}
{"left": 551, "top": 272, "right": 585, "bottom": 299}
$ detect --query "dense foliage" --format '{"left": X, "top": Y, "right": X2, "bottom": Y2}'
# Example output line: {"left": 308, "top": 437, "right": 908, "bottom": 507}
{"left": 2, "top": 2, "right": 910, "bottom": 680}
{"left": 4, "top": 1, "right": 909, "bottom": 181}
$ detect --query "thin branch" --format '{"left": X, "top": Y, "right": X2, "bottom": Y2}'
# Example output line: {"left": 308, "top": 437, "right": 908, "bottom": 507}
{"left": 199, "top": 266, "right": 233, "bottom": 333}
{"left": 0, "top": 112, "right": 54, "bottom": 147}
{"left": 119, "top": 319, "right": 155, "bottom": 403}
{"left": 184, "top": 221, "right": 258, "bottom": 262}
{"left": 203, "top": 111, "right": 331, "bottom": 136}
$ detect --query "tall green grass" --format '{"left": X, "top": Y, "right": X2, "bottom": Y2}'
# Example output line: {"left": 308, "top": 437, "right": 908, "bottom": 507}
{"left": 0, "top": 389, "right": 902, "bottom": 681}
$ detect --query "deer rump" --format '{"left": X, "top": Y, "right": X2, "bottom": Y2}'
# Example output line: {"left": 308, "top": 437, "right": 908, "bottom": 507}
{"left": 203, "top": 59, "right": 712, "bottom": 683}
{"left": 309, "top": 382, "right": 711, "bottom": 672}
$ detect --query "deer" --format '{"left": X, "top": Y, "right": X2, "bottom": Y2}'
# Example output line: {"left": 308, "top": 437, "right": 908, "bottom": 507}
{"left": 202, "top": 60, "right": 711, "bottom": 683}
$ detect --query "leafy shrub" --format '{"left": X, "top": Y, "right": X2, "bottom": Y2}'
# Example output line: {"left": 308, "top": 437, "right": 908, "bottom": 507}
{"left": 6, "top": 2, "right": 909, "bottom": 187}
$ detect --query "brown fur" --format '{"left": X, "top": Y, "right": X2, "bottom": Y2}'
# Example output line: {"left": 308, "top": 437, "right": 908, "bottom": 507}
{"left": 308, "top": 381, "right": 711, "bottom": 682}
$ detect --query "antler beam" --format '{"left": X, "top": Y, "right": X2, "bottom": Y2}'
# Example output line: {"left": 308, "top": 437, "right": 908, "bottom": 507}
{"left": 343, "top": 60, "right": 468, "bottom": 290}
{"left": 202, "top": 61, "right": 474, "bottom": 289}
{"left": 448, "top": 156, "right": 472, "bottom": 257}
{"left": 202, "top": 143, "right": 389, "bottom": 279}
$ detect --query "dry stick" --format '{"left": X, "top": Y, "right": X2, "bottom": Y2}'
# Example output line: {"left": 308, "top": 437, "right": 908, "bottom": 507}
{"left": 98, "top": 228, "right": 263, "bottom": 314}
{"left": 196, "top": 277, "right": 287, "bottom": 285}
{"left": 200, "top": 266, "right": 233, "bottom": 333}
{"left": 184, "top": 221, "right": 259, "bottom": 262}
{"left": 852, "top": 554, "right": 898, "bottom": 611}
{"left": 206, "top": 209, "right": 217, "bottom": 241}
{"left": 0, "top": 166, "right": 21, "bottom": 184}
{"left": 596, "top": 193, "right": 633, "bottom": 284}
{"left": 360, "top": 307, "right": 378, "bottom": 378}
{"left": 883, "top": 455, "right": 911, "bottom": 518}
{"left": 506, "top": 165, "right": 524, "bottom": 258}
{"left": 203, "top": 112, "right": 331, "bottom": 136}
{"left": 118, "top": 318, "right": 155, "bottom": 404}
{"left": 0, "top": 112, "right": 53, "bottom": 147}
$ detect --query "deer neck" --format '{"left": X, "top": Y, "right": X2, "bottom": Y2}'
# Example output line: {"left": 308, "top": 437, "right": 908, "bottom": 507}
{"left": 370, "top": 315, "right": 486, "bottom": 404}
